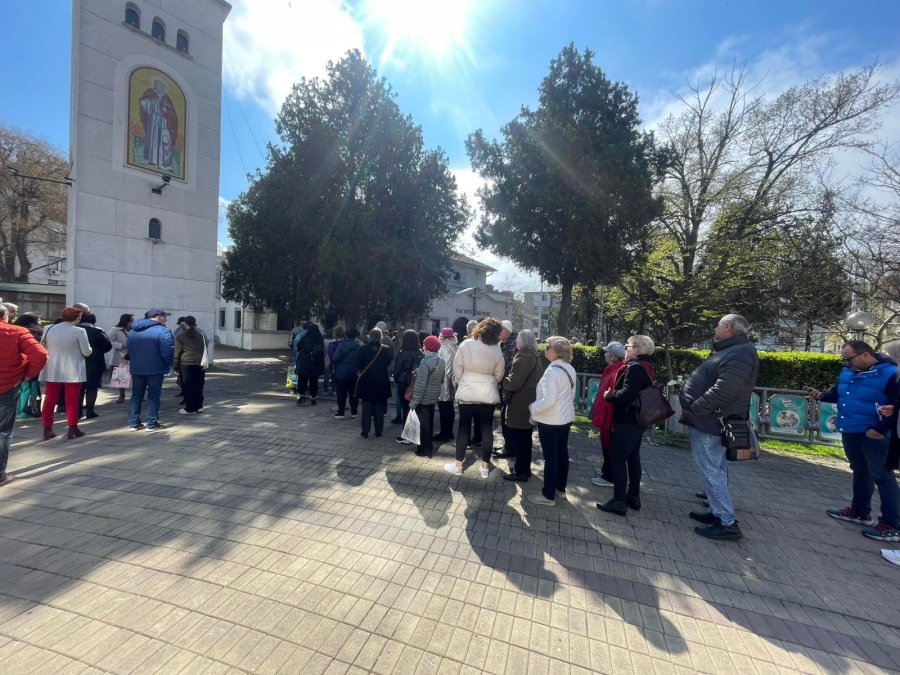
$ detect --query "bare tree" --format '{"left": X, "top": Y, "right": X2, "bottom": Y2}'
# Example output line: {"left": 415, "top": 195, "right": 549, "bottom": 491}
{"left": 624, "top": 63, "right": 900, "bottom": 347}
{"left": 0, "top": 125, "right": 69, "bottom": 282}
{"left": 836, "top": 141, "right": 900, "bottom": 347}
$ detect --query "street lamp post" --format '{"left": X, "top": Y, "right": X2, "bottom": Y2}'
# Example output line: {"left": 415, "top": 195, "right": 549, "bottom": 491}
{"left": 846, "top": 311, "right": 875, "bottom": 341}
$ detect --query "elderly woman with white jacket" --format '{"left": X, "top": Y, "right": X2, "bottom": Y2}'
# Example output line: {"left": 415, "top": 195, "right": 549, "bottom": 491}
{"left": 445, "top": 318, "right": 505, "bottom": 478}
{"left": 528, "top": 336, "right": 577, "bottom": 506}
{"left": 40, "top": 307, "right": 92, "bottom": 440}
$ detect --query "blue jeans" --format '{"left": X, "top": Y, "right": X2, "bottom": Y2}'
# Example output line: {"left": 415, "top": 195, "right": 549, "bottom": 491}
{"left": 843, "top": 432, "right": 900, "bottom": 527}
{"left": 689, "top": 426, "right": 737, "bottom": 526}
{"left": 537, "top": 422, "right": 570, "bottom": 500}
{"left": 394, "top": 384, "right": 403, "bottom": 418}
{"left": 0, "top": 385, "right": 20, "bottom": 481}
{"left": 323, "top": 369, "right": 333, "bottom": 393}
{"left": 129, "top": 374, "right": 164, "bottom": 426}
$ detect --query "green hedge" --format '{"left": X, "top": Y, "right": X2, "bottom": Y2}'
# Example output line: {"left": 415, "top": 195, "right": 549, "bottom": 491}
{"left": 539, "top": 346, "right": 843, "bottom": 391}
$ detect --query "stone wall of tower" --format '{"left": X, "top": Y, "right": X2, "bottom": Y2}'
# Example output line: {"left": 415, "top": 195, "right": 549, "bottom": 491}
{"left": 68, "top": 0, "right": 230, "bottom": 341}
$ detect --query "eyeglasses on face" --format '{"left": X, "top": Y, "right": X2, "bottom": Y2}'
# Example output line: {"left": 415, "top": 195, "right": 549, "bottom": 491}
{"left": 841, "top": 353, "right": 862, "bottom": 362}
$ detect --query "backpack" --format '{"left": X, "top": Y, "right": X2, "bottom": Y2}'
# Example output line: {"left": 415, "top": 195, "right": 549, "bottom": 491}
{"left": 308, "top": 345, "right": 324, "bottom": 363}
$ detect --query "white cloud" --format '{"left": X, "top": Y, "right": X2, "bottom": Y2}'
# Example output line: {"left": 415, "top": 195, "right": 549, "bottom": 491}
{"left": 218, "top": 196, "right": 232, "bottom": 247}
{"left": 223, "top": 1, "right": 365, "bottom": 115}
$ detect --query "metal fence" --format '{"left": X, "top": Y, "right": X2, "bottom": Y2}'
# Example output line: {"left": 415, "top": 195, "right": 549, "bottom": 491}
{"left": 572, "top": 373, "right": 843, "bottom": 447}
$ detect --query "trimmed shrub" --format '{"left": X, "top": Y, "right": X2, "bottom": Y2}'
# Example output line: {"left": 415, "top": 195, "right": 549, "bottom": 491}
{"left": 539, "top": 345, "right": 843, "bottom": 390}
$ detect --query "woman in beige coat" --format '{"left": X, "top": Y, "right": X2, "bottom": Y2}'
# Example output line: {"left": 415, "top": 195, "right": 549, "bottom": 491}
{"left": 445, "top": 318, "right": 505, "bottom": 478}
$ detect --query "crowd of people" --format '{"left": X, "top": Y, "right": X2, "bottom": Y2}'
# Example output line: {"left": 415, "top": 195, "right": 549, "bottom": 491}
{"left": 0, "top": 300, "right": 211, "bottom": 486}
{"left": 3, "top": 301, "right": 899, "bottom": 556}
{"left": 287, "top": 312, "right": 900, "bottom": 550}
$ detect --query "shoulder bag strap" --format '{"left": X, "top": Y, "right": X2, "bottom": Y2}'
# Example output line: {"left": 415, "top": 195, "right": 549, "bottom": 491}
{"left": 552, "top": 363, "right": 575, "bottom": 390}
{"left": 358, "top": 344, "right": 384, "bottom": 379}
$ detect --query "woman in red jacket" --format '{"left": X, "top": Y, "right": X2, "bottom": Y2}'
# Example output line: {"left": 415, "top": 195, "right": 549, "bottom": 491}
{"left": 591, "top": 341, "right": 627, "bottom": 488}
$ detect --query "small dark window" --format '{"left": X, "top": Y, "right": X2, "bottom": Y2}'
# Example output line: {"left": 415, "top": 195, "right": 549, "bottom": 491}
{"left": 148, "top": 218, "right": 162, "bottom": 240}
{"left": 218, "top": 309, "right": 226, "bottom": 329}
{"left": 234, "top": 309, "right": 242, "bottom": 330}
{"left": 151, "top": 19, "right": 165, "bottom": 42}
{"left": 125, "top": 7, "right": 140, "bottom": 29}
{"left": 176, "top": 31, "right": 189, "bottom": 54}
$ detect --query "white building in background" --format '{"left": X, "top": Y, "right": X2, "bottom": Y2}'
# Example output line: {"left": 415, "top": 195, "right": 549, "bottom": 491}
{"left": 214, "top": 252, "right": 517, "bottom": 348}
{"left": 524, "top": 290, "right": 562, "bottom": 340}
{"left": 67, "top": 0, "right": 230, "bottom": 350}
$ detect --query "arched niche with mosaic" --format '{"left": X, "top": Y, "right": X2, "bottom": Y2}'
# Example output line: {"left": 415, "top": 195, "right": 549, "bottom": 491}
{"left": 126, "top": 66, "right": 187, "bottom": 180}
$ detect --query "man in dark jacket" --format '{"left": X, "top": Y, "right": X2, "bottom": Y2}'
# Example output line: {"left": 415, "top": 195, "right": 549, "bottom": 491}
{"left": 809, "top": 341, "right": 900, "bottom": 542}
{"left": 78, "top": 312, "right": 113, "bottom": 419}
{"left": 493, "top": 320, "right": 519, "bottom": 456}
{"left": 680, "top": 314, "right": 759, "bottom": 541}
{"left": 127, "top": 308, "right": 175, "bottom": 432}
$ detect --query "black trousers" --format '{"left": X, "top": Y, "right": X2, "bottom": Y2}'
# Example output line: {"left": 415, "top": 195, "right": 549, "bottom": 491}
{"left": 415, "top": 403, "right": 435, "bottom": 456}
{"left": 610, "top": 424, "right": 644, "bottom": 502}
{"left": 182, "top": 365, "right": 206, "bottom": 413}
{"left": 436, "top": 400, "right": 455, "bottom": 439}
{"left": 456, "top": 403, "right": 494, "bottom": 462}
{"left": 361, "top": 400, "right": 385, "bottom": 436}
{"left": 297, "top": 375, "right": 318, "bottom": 398}
{"left": 335, "top": 378, "right": 358, "bottom": 416}
{"left": 398, "top": 382, "right": 411, "bottom": 422}
{"left": 538, "top": 423, "right": 570, "bottom": 500}
{"left": 507, "top": 426, "right": 534, "bottom": 477}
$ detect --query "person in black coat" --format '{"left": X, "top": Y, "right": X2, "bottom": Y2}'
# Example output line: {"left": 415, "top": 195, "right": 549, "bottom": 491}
{"left": 598, "top": 335, "right": 657, "bottom": 517}
{"left": 78, "top": 312, "right": 113, "bottom": 419}
{"left": 392, "top": 330, "right": 423, "bottom": 425}
{"left": 356, "top": 327, "right": 393, "bottom": 438}
{"left": 294, "top": 323, "right": 325, "bottom": 406}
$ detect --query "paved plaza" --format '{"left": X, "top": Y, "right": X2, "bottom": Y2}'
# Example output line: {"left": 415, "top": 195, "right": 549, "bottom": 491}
{"left": 1, "top": 349, "right": 899, "bottom": 675}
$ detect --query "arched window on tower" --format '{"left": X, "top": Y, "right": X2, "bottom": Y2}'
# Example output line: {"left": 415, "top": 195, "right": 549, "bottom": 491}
{"left": 176, "top": 30, "right": 189, "bottom": 54}
{"left": 148, "top": 218, "right": 162, "bottom": 241}
{"left": 125, "top": 4, "right": 140, "bottom": 29}
{"left": 151, "top": 18, "right": 166, "bottom": 42}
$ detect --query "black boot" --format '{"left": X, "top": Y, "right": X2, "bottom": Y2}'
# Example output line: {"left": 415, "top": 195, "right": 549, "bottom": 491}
{"left": 626, "top": 496, "right": 641, "bottom": 511}
{"left": 689, "top": 511, "right": 717, "bottom": 525}
{"left": 695, "top": 519, "right": 742, "bottom": 541}
{"left": 597, "top": 499, "right": 627, "bottom": 516}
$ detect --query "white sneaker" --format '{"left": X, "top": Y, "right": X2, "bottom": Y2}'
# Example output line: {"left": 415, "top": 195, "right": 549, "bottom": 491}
{"left": 556, "top": 489, "right": 567, "bottom": 500}
{"left": 334, "top": 415, "right": 345, "bottom": 420}
{"left": 444, "top": 463, "right": 463, "bottom": 476}
{"left": 351, "top": 414, "right": 358, "bottom": 419}
{"left": 592, "top": 477, "right": 613, "bottom": 487}
{"left": 480, "top": 465, "right": 490, "bottom": 479}
{"left": 197, "top": 408, "right": 204, "bottom": 412}
{"left": 179, "top": 409, "right": 196, "bottom": 415}
{"left": 527, "top": 493, "right": 556, "bottom": 507}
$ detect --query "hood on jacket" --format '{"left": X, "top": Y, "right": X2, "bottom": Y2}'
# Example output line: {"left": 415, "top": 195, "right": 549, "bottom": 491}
{"left": 131, "top": 318, "right": 164, "bottom": 332}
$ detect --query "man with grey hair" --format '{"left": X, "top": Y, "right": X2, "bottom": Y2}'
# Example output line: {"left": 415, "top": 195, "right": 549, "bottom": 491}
{"left": 2, "top": 303, "right": 18, "bottom": 322}
{"left": 679, "top": 314, "right": 759, "bottom": 541}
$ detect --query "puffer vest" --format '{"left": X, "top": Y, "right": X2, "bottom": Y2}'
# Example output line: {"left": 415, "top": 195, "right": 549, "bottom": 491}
{"left": 834, "top": 360, "right": 898, "bottom": 434}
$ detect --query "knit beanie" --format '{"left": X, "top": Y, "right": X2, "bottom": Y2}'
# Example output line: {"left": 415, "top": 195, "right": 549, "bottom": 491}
{"left": 423, "top": 336, "right": 441, "bottom": 353}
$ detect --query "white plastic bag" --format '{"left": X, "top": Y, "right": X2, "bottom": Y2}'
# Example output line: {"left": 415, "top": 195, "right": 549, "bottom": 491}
{"left": 401, "top": 410, "right": 421, "bottom": 446}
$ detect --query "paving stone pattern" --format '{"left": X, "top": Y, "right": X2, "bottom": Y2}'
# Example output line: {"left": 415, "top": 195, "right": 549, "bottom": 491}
{"left": 1, "top": 348, "right": 899, "bottom": 674}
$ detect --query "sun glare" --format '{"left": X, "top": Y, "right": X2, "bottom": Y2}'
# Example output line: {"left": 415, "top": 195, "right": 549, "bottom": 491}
{"left": 367, "top": 0, "right": 474, "bottom": 60}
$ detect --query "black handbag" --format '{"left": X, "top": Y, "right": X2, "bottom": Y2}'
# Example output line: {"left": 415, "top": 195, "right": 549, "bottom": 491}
{"left": 629, "top": 363, "right": 675, "bottom": 427}
{"left": 716, "top": 410, "right": 761, "bottom": 461}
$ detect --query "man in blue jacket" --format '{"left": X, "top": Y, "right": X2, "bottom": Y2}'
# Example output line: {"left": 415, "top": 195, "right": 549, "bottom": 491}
{"left": 127, "top": 308, "right": 174, "bottom": 432}
{"left": 810, "top": 340, "right": 900, "bottom": 542}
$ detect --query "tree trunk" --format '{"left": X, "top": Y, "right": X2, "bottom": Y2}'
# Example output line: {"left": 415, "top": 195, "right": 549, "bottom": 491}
{"left": 557, "top": 281, "right": 573, "bottom": 338}
{"left": 804, "top": 321, "right": 813, "bottom": 352}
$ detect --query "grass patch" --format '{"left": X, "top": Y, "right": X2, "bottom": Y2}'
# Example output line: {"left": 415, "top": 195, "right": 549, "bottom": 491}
{"left": 759, "top": 438, "right": 846, "bottom": 460}
{"left": 205, "top": 364, "right": 229, "bottom": 373}
{"left": 574, "top": 415, "right": 593, "bottom": 427}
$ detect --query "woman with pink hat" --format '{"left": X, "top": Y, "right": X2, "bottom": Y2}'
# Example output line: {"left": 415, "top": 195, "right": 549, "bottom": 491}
{"left": 407, "top": 335, "right": 447, "bottom": 457}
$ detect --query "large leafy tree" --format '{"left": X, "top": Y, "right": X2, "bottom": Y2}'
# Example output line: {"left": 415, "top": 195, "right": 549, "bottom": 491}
{"left": 223, "top": 51, "right": 470, "bottom": 326}
{"left": 466, "top": 44, "right": 666, "bottom": 336}
{"left": 0, "top": 125, "right": 68, "bottom": 282}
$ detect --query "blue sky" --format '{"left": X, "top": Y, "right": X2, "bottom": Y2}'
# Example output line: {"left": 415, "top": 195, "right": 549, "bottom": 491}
{"left": 3, "top": 0, "right": 900, "bottom": 287}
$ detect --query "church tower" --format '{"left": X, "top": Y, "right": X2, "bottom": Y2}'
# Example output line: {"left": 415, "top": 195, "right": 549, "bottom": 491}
{"left": 67, "top": 0, "right": 230, "bottom": 338}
